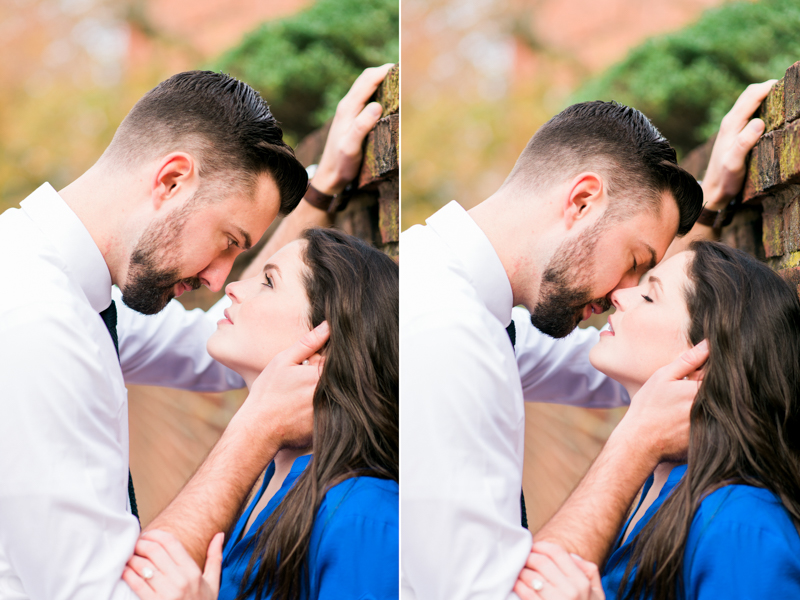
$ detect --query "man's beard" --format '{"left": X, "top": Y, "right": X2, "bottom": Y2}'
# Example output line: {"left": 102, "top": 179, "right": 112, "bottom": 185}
{"left": 121, "top": 199, "right": 202, "bottom": 315}
{"left": 529, "top": 220, "right": 611, "bottom": 339}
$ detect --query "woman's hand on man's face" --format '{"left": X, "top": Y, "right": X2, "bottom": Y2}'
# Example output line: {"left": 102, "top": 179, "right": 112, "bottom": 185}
{"left": 514, "top": 541, "right": 605, "bottom": 600}
{"left": 123, "top": 530, "right": 223, "bottom": 600}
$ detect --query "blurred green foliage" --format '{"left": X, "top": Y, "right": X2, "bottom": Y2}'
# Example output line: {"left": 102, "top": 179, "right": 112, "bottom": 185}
{"left": 573, "top": 0, "right": 800, "bottom": 156}
{"left": 213, "top": 0, "right": 398, "bottom": 144}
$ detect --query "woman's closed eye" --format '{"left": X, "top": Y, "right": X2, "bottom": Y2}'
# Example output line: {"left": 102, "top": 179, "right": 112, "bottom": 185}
{"left": 263, "top": 275, "right": 274, "bottom": 289}
{"left": 642, "top": 294, "right": 654, "bottom": 303}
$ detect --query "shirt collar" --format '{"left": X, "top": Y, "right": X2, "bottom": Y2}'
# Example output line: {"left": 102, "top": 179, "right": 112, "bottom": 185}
{"left": 20, "top": 183, "right": 113, "bottom": 313}
{"left": 426, "top": 201, "right": 514, "bottom": 326}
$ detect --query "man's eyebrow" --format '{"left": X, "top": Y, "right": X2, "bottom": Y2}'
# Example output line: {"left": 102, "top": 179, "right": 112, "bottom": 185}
{"left": 237, "top": 227, "right": 252, "bottom": 250}
{"left": 645, "top": 245, "right": 657, "bottom": 271}
{"left": 262, "top": 262, "right": 281, "bottom": 278}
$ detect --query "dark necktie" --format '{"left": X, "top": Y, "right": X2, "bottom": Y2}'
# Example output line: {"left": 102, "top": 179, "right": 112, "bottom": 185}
{"left": 506, "top": 321, "right": 529, "bottom": 530}
{"left": 100, "top": 300, "right": 140, "bottom": 523}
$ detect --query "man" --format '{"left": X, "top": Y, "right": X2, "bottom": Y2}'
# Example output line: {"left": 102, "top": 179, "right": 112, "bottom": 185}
{"left": 401, "top": 83, "right": 771, "bottom": 599}
{"left": 0, "top": 65, "right": 391, "bottom": 599}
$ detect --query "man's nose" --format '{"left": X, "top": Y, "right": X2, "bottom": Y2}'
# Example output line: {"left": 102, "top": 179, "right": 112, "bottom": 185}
{"left": 199, "top": 255, "right": 236, "bottom": 292}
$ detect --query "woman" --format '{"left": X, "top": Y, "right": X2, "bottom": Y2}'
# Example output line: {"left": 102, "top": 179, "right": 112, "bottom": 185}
{"left": 519, "top": 241, "right": 800, "bottom": 599}
{"left": 594, "top": 241, "right": 800, "bottom": 599}
{"left": 126, "top": 227, "right": 398, "bottom": 599}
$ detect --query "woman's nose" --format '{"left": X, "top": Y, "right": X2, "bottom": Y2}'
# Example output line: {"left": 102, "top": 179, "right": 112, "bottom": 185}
{"left": 225, "top": 280, "right": 243, "bottom": 303}
{"left": 610, "top": 288, "right": 625, "bottom": 311}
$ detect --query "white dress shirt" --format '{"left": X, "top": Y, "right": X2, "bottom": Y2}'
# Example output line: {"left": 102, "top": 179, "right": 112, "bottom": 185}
{"left": 400, "top": 201, "right": 628, "bottom": 600}
{"left": 0, "top": 184, "right": 241, "bottom": 600}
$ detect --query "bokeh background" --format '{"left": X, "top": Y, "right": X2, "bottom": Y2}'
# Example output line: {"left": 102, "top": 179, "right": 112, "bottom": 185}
{"left": 0, "top": 0, "right": 397, "bottom": 524}
{"left": 401, "top": 0, "right": 800, "bottom": 532}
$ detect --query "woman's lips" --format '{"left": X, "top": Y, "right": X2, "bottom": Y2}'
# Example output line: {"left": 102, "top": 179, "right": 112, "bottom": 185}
{"left": 600, "top": 315, "right": 616, "bottom": 337}
{"left": 218, "top": 309, "right": 233, "bottom": 326}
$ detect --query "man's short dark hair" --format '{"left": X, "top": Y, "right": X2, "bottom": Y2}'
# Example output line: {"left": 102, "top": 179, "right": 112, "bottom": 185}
{"left": 104, "top": 70, "right": 307, "bottom": 215}
{"left": 504, "top": 101, "right": 702, "bottom": 236}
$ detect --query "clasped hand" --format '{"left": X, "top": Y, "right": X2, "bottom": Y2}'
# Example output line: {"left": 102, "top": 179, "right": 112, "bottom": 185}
{"left": 515, "top": 542, "right": 604, "bottom": 600}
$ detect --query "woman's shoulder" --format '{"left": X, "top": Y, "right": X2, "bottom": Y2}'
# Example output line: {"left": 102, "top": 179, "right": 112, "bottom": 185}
{"left": 684, "top": 483, "right": 800, "bottom": 596}
{"left": 688, "top": 483, "right": 800, "bottom": 560}
{"left": 694, "top": 483, "right": 796, "bottom": 534}
{"left": 317, "top": 476, "right": 398, "bottom": 527}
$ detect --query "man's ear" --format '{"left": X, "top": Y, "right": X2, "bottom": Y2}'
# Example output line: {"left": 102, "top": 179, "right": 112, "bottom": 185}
{"left": 150, "top": 152, "right": 198, "bottom": 210}
{"left": 563, "top": 172, "right": 606, "bottom": 230}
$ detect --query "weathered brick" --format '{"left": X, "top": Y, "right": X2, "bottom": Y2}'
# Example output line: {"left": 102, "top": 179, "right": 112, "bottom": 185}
{"left": 378, "top": 179, "right": 399, "bottom": 244}
{"left": 383, "top": 241, "right": 398, "bottom": 262}
{"left": 780, "top": 120, "right": 800, "bottom": 185}
{"left": 776, "top": 265, "right": 800, "bottom": 301}
{"left": 762, "top": 200, "right": 785, "bottom": 257}
{"left": 743, "top": 131, "right": 779, "bottom": 201}
{"left": 358, "top": 113, "right": 399, "bottom": 188}
{"left": 374, "top": 64, "right": 399, "bottom": 117}
{"left": 785, "top": 61, "right": 800, "bottom": 123}
{"left": 761, "top": 77, "right": 785, "bottom": 132}
{"left": 784, "top": 196, "right": 800, "bottom": 253}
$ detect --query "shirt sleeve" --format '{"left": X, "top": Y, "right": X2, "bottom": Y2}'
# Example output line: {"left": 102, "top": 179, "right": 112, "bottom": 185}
{"left": 0, "top": 303, "right": 138, "bottom": 600}
{"left": 684, "top": 489, "right": 800, "bottom": 598}
{"left": 114, "top": 288, "right": 245, "bottom": 391}
{"left": 401, "top": 308, "right": 529, "bottom": 600}
{"left": 512, "top": 307, "right": 629, "bottom": 408}
{"left": 312, "top": 486, "right": 399, "bottom": 599}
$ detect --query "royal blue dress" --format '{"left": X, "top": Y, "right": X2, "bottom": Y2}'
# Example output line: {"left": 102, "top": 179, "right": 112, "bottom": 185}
{"left": 601, "top": 464, "right": 800, "bottom": 599}
{"left": 218, "top": 455, "right": 399, "bottom": 600}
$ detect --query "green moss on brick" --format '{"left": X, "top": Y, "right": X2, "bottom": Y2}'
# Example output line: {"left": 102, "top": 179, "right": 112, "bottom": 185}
{"left": 374, "top": 64, "right": 399, "bottom": 117}
{"left": 763, "top": 207, "right": 785, "bottom": 257}
{"left": 762, "top": 77, "right": 785, "bottom": 132}
{"left": 780, "top": 120, "right": 800, "bottom": 184}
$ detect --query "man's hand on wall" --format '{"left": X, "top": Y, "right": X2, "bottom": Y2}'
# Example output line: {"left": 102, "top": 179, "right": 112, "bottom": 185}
{"left": 311, "top": 63, "right": 395, "bottom": 196}
{"left": 702, "top": 80, "right": 775, "bottom": 211}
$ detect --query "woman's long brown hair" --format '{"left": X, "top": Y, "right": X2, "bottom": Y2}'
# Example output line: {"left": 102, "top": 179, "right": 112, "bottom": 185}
{"left": 620, "top": 241, "right": 800, "bottom": 600}
{"left": 236, "top": 228, "right": 398, "bottom": 600}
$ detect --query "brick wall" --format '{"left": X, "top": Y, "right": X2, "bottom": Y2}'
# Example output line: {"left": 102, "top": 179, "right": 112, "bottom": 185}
{"left": 129, "top": 66, "right": 399, "bottom": 525}
{"left": 296, "top": 64, "right": 399, "bottom": 261}
{"left": 681, "top": 60, "right": 800, "bottom": 290}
